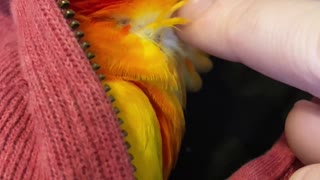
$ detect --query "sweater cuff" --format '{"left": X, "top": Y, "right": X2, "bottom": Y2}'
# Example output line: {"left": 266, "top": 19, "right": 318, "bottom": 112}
{"left": 229, "top": 134, "right": 304, "bottom": 180}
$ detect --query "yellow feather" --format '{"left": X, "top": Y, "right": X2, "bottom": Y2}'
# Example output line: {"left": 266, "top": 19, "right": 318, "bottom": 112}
{"left": 71, "top": 0, "right": 213, "bottom": 179}
{"left": 104, "top": 80, "right": 163, "bottom": 180}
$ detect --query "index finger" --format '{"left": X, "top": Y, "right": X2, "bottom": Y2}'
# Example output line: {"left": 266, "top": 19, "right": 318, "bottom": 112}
{"left": 177, "top": 0, "right": 320, "bottom": 97}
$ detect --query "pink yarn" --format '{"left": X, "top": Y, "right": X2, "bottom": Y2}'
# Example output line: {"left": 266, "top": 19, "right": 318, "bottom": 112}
{"left": 0, "top": 0, "right": 303, "bottom": 179}
{"left": 230, "top": 135, "right": 303, "bottom": 180}
{"left": 1, "top": 0, "right": 133, "bottom": 179}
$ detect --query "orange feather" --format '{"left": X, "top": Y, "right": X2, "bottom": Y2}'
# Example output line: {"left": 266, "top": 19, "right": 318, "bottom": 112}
{"left": 70, "top": 0, "right": 212, "bottom": 179}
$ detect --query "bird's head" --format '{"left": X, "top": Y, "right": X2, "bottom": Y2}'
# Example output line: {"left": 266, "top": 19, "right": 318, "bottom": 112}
{"left": 70, "top": 0, "right": 212, "bottom": 91}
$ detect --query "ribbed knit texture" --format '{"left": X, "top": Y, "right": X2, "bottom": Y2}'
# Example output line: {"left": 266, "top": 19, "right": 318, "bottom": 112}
{"left": 0, "top": 0, "right": 305, "bottom": 179}
{"left": 230, "top": 135, "right": 304, "bottom": 180}
{"left": 0, "top": 0, "right": 134, "bottom": 179}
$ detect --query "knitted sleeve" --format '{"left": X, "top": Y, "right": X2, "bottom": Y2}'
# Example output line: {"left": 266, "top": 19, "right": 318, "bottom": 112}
{"left": 0, "top": 0, "right": 134, "bottom": 179}
{"left": 229, "top": 135, "right": 304, "bottom": 180}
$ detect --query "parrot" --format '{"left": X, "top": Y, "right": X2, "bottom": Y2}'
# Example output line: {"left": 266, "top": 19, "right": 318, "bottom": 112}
{"left": 69, "top": 0, "right": 213, "bottom": 179}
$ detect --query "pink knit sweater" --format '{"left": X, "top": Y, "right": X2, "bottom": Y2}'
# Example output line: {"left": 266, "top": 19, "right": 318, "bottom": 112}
{"left": 0, "top": 0, "right": 303, "bottom": 179}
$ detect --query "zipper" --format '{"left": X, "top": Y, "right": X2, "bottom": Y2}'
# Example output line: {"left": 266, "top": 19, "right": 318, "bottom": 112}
{"left": 56, "top": 0, "right": 136, "bottom": 178}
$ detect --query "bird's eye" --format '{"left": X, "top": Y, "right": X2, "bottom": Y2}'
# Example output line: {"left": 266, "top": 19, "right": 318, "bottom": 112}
{"left": 117, "top": 18, "right": 130, "bottom": 26}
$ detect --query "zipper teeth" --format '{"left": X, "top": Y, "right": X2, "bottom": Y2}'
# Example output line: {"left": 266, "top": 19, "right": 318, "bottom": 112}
{"left": 57, "top": 0, "right": 137, "bottom": 177}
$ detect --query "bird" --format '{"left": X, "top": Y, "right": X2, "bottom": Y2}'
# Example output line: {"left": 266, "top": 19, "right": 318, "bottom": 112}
{"left": 69, "top": 0, "right": 213, "bottom": 179}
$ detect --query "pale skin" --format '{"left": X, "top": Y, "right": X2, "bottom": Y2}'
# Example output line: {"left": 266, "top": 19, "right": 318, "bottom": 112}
{"left": 177, "top": 0, "right": 320, "bottom": 179}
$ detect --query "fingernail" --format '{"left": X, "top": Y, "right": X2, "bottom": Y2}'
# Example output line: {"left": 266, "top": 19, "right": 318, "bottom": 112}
{"left": 177, "top": 0, "right": 213, "bottom": 20}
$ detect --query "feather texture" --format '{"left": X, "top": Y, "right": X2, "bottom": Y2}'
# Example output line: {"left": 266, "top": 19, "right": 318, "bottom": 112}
{"left": 70, "top": 0, "right": 212, "bottom": 179}
{"left": 105, "top": 80, "right": 163, "bottom": 180}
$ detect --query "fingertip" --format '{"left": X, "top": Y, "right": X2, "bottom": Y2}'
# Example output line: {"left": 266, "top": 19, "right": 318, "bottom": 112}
{"left": 176, "top": 0, "right": 214, "bottom": 21}
{"left": 285, "top": 100, "right": 320, "bottom": 165}
{"left": 177, "top": 1, "right": 241, "bottom": 62}
{"left": 176, "top": 0, "right": 214, "bottom": 49}
{"left": 290, "top": 164, "right": 320, "bottom": 180}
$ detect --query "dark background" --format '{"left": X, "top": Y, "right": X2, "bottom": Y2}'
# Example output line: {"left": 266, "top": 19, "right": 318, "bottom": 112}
{"left": 169, "top": 57, "right": 310, "bottom": 180}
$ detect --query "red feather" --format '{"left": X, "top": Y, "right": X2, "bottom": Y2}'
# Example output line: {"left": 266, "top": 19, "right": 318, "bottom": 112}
{"left": 70, "top": 0, "right": 130, "bottom": 15}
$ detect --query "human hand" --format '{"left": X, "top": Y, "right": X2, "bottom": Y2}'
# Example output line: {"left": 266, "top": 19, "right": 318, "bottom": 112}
{"left": 177, "top": 0, "right": 320, "bottom": 179}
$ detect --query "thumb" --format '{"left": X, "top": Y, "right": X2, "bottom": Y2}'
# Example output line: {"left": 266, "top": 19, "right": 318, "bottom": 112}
{"left": 290, "top": 164, "right": 320, "bottom": 180}
{"left": 285, "top": 100, "right": 320, "bottom": 165}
